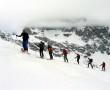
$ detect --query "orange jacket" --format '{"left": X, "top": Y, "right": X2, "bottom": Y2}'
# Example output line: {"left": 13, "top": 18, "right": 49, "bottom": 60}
{"left": 48, "top": 48, "right": 53, "bottom": 52}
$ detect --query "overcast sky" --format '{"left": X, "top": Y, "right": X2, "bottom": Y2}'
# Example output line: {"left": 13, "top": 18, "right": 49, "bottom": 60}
{"left": 0, "top": 0, "right": 110, "bottom": 32}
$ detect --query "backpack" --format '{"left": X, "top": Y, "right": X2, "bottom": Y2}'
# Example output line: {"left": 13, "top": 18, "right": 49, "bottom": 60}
{"left": 77, "top": 54, "right": 80, "bottom": 58}
{"left": 48, "top": 47, "right": 53, "bottom": 52}
{"left": 63, "top": 49, "right": 68, "bottom": 55}
{"left": 89, "top": 59, "right": 93, "bottom": 63}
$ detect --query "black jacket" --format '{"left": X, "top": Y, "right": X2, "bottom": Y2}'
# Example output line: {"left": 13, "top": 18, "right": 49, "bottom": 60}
{"left": 88, "top": 58, "right": 93, "bottom": 63}
{"left": 19, "top": 32, "right": 29, "bottom": 41}
{"left": 39, "top": 42, "right": 45, "bottom": 50}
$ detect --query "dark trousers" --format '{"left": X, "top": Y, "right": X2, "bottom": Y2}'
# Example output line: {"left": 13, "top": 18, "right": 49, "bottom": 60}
{"left": 40, "top": 49, "right": 44, "bottom": 58}
{"left": 102, "top": 66, "right": 105, "bottom": 71}
{"left": 64, "top": 55, "right": 68, "bottom": 62}
{"left": 22, "top": 40, "right": 28, "bottom": 51}
{"left": 77, "top": 57, "right": 80, "bottom": 64}
{"left": 88, "top": 63, "right": 93, "bottom": 69}
{"left": 49, "top": 51, "right": 53, "bottom": 59}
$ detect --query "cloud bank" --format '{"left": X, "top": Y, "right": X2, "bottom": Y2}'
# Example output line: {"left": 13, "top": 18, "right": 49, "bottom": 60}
{"left": 0, "top": 0, "right": 110, "bottom": 32}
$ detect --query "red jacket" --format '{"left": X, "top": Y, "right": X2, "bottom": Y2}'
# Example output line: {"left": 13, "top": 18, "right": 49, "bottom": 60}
{"left": 63, "top": 49, "right": 68, "bottom": 55}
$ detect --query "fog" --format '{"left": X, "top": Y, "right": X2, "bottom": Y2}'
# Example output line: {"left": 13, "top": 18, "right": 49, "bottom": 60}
{"left": 0, "top": 0, "right": 110, "bottom": 32}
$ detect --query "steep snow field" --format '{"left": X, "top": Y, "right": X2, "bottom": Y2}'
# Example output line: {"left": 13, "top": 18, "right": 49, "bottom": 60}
{"left": 0, "top": 38, "right": 110, "bottom": 90}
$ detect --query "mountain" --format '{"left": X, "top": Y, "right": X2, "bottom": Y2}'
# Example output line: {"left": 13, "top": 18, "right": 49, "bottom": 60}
{"left": 0, "top": 25, "right": 110, "bottom": 57}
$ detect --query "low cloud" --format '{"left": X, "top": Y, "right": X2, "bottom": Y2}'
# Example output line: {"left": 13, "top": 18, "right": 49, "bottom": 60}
{"left": 0, "top": 0, "right": 110, "bottom": 32}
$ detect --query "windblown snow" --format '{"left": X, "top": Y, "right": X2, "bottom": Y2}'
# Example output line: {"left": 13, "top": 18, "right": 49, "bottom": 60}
{"left": 0, "top": 38, "right": 110, "bottom": 90}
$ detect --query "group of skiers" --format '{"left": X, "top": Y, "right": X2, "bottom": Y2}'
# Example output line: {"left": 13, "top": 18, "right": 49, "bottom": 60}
{"left": 37, "top": 41, "right": 53, "bottom": 60}
{"left": 62, "top": 48, "right": 106, "bottom": 71}
{"left": 16, "top": 29, "right": 106, "bottom": 72}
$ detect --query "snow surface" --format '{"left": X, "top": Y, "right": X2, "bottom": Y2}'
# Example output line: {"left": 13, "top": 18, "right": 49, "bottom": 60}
{"left": 0, "top": 38, "right": 110, "bottom": 90}
{"left": 44, "top": 30, "right": 86, "bottom": 46}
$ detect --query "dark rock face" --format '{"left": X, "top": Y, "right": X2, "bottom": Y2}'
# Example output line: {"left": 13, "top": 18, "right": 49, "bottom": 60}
{"left": 74, "top": 26, "right": 110, "bottom": 55}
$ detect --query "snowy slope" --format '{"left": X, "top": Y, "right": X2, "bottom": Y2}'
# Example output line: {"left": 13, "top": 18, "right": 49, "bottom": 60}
{"left": 0, "top": 38, "right": 110, "bottom": 90}
{"left": 44, "top": 30, "right": 86, "bottom": 46}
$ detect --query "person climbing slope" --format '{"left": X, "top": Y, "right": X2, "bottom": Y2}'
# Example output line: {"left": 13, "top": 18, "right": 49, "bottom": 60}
{"left": 62, "top": 48, "right": 68, "bottom": 63}
{"left": 47, "top": 44, "right": 53, "bottom": 60}
{"left": 88, "top": 58, "right": 93, "bottom": 69}
{"left": 38, "top": 41, "right": 45, "bottom": 58}
{"left": 75, "top": 53, "right": 80, "bottom": 64}
{"left": 16, "top": 28, "right": 29, "bottom": 52}
{"left": 100, "top": 61, "right": 106, "bottom": 71}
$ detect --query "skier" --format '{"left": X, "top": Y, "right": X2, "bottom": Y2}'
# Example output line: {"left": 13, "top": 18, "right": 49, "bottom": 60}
{"left": 47, "top": 44, "right": 53, "bottom": 60}
{"left": 88, "top": 58, "right": 93, "bottom": 69}
{"left": 62, "top": 48, "right": 68, "bottom": 62}
{"left": 16, "top": 29, "right": 29, "bottom": 52}
{"left": 38, "top": 41, "right": 45, "bottom": 58}
{"left": 100, "top": 62, "right": 106, "bottom": 71}
{"left": 75, "top": 53, "right": 80, "bottom": 64}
